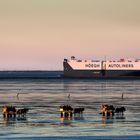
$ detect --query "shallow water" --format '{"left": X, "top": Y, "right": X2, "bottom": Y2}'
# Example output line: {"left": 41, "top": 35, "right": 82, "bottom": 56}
{"left": 0, "top": 79, "right": 140, "bottom": 139}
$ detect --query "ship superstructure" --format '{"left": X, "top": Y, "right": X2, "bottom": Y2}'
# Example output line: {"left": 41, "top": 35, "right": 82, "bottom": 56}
{"left": 63, "top": 56, "right": 140, "bottom": 78}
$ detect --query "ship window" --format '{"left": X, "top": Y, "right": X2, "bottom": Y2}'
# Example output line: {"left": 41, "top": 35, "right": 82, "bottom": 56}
{"left": 91, "top": 60, "right": 100, "bottom": 62}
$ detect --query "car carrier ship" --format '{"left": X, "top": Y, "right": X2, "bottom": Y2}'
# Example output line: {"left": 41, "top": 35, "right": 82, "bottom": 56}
{"left": 63, "top": 56, "right": 140, "bottom": 78}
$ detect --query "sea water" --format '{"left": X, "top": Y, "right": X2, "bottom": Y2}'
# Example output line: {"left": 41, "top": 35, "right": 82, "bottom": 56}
{"left": 0, "top": 78, "right": 140, "bottom": 139}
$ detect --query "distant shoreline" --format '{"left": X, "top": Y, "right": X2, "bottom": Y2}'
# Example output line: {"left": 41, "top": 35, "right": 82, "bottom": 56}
{"left": 0, "top": 71, "right": 140, "bottom": 79}
{"left": 0, "top": 71, "right": 64, "bottom": 78}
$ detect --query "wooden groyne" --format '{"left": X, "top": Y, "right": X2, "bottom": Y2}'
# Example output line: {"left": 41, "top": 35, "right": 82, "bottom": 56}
{"left": 2, "top": 105, "right": 29, "bottom": 119}
{"left": 59, "top": 105, "right": 85, "bottom": 118}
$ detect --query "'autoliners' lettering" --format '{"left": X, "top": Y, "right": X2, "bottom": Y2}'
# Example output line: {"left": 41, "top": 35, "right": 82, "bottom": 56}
{"left": 108, "top": 64, "right": 134, "bottom": 68}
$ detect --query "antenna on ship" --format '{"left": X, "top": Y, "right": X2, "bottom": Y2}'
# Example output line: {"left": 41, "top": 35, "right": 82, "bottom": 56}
{"left": 104, "top": 55, "right": 107, "bottom": 62}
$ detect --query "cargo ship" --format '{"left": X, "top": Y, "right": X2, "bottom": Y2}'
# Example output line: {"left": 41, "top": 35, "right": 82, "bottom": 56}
{"left": 63, "top": 56, "right": 140, "bottom": 78}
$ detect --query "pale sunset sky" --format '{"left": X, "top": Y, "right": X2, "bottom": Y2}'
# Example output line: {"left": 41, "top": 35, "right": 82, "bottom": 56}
{"left": 0, "top": 0, "right": 140, "bottom": 70}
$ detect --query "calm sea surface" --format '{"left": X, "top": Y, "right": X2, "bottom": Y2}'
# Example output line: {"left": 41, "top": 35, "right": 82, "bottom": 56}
{"left": 0, "top": 78, "right": 140, "bottom": 139}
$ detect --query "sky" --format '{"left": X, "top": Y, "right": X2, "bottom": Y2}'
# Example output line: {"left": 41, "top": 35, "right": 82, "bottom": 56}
{"left": 0, "top": 0, "right": 140, "bottom": 70}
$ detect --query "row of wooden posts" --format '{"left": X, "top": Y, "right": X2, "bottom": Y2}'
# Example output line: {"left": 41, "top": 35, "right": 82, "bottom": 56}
{"left": 1, "top": 104, "right": 126, "bottom": 119}
{"left": 2, "top": 105, "right": 29, "bottom": 118}
{"left": 59, "top": 105, "right": 85, "bottom": 118}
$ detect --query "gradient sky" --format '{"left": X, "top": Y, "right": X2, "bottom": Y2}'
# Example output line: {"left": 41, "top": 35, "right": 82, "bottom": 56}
{"left": 0, "top": 0, "right": 140, "bottom": 70}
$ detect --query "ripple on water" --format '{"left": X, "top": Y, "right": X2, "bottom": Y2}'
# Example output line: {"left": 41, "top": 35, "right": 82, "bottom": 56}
{"left": 0, "top": 79, "right": 140, "bottom": 139}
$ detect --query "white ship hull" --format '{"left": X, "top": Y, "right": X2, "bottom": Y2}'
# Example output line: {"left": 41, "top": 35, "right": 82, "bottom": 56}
{"left": 63, "top": 57, "right": 140, "bottom": 78}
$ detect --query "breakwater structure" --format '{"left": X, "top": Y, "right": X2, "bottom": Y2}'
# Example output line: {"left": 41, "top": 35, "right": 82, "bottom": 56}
{"left": 59, "top": 105, "right": 84, "bottom": 118}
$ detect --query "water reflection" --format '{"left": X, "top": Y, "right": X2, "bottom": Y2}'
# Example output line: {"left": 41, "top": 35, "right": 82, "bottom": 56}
{"left": 60, "top": 115, "right": 84, "bottom": 126}
{"left": 0, "top": 79, "right": 140, "bottom": 137}
{"left": 115, "top": 116, "right": 126, "bottom": 120}
{"left": 2, "top": 117, "right": 27, "bottom": 127}
{"left": 60, "top": 117, "right": 72, "bottom": 126}
{"left": 102, "top": 116, "right": 114, "bottom": 127}
{"left": 2, "top": 117, "right": 16, "bottom": 127}
{"left": 102, "top": 114, "right": 126, "bottom": 128}
{"left": 17, "top": 116, "right": 28, "bottom": 121}
{"left": 74, "top": 115, "right": 84, "bottom": 121}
